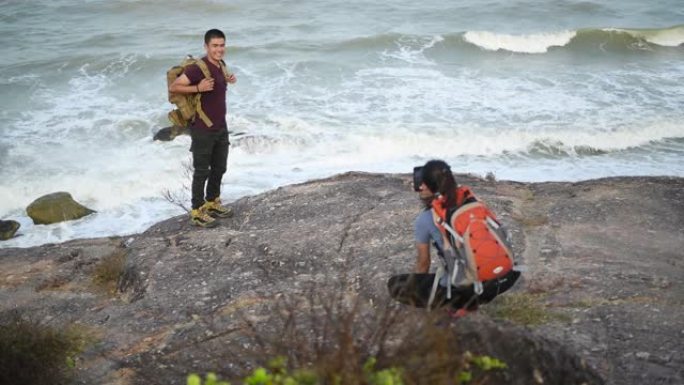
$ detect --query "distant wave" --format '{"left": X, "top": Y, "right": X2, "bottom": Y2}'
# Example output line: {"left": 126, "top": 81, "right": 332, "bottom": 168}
{"left": 600, "top": 26, "right": 684, "bottom": 47}
{"left": 463, "top": 30, "right": 577, "bottom": 53}
{"left": 526, "top": 140, "right": 609, "bottom": 157}
{"left": 289, "top": 24, "right": 684, "bottom": 56}
{"left": 463, "top": 24, "right": 684, "bottom": 53}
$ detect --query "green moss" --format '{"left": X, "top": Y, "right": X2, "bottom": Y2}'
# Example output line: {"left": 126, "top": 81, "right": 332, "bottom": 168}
{"left": 483, "top": 293, "right": 569, "bottom": 326}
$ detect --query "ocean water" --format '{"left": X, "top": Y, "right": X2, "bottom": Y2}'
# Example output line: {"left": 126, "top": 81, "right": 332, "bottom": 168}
{"left": 1, "top": 0, "right": 683, "bottom": 248}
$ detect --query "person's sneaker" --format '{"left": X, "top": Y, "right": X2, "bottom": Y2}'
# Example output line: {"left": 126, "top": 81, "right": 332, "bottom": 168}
{"left": 446, "top": 305, "right": 477, "bottom": 319}
{"left": 202, "top": 198, "right": 234, "bottom": 218}
{"left": 190, "top": 207, "right": 217, "bottom": 228}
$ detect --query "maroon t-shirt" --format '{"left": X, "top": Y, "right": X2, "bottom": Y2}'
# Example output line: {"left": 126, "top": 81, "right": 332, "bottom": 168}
{"left": 183, "top": 57, "right": 227, "bottom": 131}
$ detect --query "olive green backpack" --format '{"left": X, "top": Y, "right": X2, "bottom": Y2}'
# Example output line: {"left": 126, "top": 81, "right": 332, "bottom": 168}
{"left": 166, "top": 55, "right": 232, "bottom": 128}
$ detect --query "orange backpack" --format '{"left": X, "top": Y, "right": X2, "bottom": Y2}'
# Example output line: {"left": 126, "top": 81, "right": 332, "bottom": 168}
{"left": 431, "top": 186, "right": 515, "bottom": 294}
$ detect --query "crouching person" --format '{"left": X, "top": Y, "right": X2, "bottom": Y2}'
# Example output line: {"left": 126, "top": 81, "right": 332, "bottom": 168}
{"left": 388, "top": 160, "right": 521, "bottom": 316}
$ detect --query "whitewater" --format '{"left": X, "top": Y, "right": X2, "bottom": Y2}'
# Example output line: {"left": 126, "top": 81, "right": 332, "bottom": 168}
{"left": 1, "top": 0, "right": 683, "bottom": 248}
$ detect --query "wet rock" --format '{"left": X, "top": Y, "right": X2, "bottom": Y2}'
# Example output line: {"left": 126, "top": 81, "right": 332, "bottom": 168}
{"left": 26, "top": 192, "right": 95, "bottom": 225}
{"left": 153, "top": 126, "right": 188, "bottom": 141}
{"left": 0, "top": 219, "right": 20, "bottom": 240}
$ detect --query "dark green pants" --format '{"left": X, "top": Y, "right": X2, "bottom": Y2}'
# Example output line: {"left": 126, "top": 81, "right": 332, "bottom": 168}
{"left": 190, "top": 126, "right": 229, "bottom": 209}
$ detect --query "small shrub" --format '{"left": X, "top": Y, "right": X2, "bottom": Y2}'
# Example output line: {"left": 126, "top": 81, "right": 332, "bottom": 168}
{"left": 0, "top": 313, "right": 90, "bottom": 385}
{"left": 181, "top": 274, "right": 511, "bottom": 385}
{"left": 92, "top": 248, "right": 127, "bottom": 294}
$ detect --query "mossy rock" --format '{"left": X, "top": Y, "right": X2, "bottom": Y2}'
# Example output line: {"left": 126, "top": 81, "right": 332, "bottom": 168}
{"left": 26, "top": 192, "right": 95, "bottom": 225}
{"left": 0, "top": 220, "right": 20, "bottom": 240}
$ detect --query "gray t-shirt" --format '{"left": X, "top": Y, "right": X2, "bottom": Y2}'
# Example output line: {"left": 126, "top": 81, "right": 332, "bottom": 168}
{"left": 415, "top": 208, "right": 447, "bottom": 286}
{"left": 414, "top": 209, "right": 444, "bottom": 252}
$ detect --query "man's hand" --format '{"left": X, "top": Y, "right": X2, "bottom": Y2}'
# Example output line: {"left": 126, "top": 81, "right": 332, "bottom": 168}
{"left": 198, "top": 78, "right": 215, "bottom": 92}
{"left": 227, "top": 73, "right": 237, "bottom": 84}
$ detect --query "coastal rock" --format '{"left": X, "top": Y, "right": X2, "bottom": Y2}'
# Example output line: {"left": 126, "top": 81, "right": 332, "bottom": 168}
{"left": 153, "top": 126, "right": 188, "bottom": 141}
{"left": 1, "top": 173, "right": 682, "bottom": 385}
{"left": 0, "top": 220, "right": 20, "bottom": 240}
{"left": 26, "top": 192, "right": 95, "bottom": 225}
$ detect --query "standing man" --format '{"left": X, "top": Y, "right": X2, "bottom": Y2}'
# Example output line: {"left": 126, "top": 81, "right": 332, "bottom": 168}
{"left": 169, "top": 29, "right": 237, "bottom": 227}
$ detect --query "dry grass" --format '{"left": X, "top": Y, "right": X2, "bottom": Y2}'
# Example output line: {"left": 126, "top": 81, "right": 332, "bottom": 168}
{"left": 36, "top": 276, "right": 72, "bottom": 291}
{"left": 510, "top": 212, "right": 549, "bottom": 227}
{"left": 524, "top": 276, "right": 569, "bottom": 294}
{"left": 91, "top": 249, "right": 128, "bottom": 294}
{"left": 482, "top": 292, "right": 570, "bottom": 326}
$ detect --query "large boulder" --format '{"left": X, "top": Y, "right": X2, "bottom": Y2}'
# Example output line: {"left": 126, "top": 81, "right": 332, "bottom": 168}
{"left": 26, "top": 192, "right": 95, "bottom": 225}
{"left": 0, "top": 220, "right": 20, "bottom": 240}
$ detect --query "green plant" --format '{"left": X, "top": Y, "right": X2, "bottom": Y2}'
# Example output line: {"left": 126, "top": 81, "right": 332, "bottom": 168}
{"left": 187, "top": 372, "right": 231, "bottom": 385}
{"left": 189, "top": 356, "right": 406, "bottom": 385}
{"left": 470, "top": 354, "right": 507, "bottom": 371}
{"left": 363, "top": 357, "right": 404, "bottom": 385}
{"left": 179, "top": 272, "right": 512, "bottom": 385}
{"left": 0, "top": 313, "right": 91, "bottom": 385}
{"left": 455, "top": 352, "right": 508, "bottom": 384}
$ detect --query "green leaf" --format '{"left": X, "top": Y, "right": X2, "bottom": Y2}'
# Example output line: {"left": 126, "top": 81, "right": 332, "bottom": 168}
{"left": 245, "top": 367, "right": 271, "bottom": 385}
{"left": 457, "top": 371, "right": 472, "bottom": 384}
{"left": 206, "top": 372, "right": 218, "bottom": 385}
{"left": 472, "top": 355, "right": 507, "bottom": 371}
{"left": 188, "top": 373, "right": 202, "bottom": 385}
{"left": 363, "top": 357, "right": 377, "bottom": 374}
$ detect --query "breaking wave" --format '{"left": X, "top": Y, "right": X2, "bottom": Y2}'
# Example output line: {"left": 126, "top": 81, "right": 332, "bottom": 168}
{"left": 463, "top": 24, "right": 684, "bottom": 53}
{"left": 463, "top": 30, "right": 577, "bottom": 53}
{"left": 283, "top": 24, "right": 684, "bottom": 55}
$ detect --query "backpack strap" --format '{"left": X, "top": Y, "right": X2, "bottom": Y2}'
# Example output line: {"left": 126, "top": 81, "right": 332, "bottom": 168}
{"left": 193, "top": 59, "right": 214, "bottom": 128}
{"left": 219, "top": 59, "right": 234, "bottom": 81}
{"left": 427, "top": 264, "right": 445, "bottom": 310}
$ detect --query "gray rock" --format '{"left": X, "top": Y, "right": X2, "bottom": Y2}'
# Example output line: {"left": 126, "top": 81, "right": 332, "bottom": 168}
{"left": 0, "top": 219, "right": 20, "bottom": 240}
{"left": 1, "top": 173, "right": 683, "bottom": 385}
{"left": 26, "top": 192, "right": 95, "bottom": 225}
{"left": 153, "top": 126, "right": 188, "bottom": 141}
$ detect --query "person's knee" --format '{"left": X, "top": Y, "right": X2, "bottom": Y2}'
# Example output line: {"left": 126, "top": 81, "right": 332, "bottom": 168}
{"left": 193, "top": 166, "right": 210, "bottom": 179}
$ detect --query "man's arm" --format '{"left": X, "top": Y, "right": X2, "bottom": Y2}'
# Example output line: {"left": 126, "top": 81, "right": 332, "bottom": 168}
{"left": 169, "top": 73, "right": 215, "bottom": 94}
{"left": 415, "top": 242, "right": 431, "bottom": 273}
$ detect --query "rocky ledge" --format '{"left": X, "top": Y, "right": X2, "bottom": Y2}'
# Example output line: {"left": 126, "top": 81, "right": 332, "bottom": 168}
{"left": 0, "top": 172, "right": 682, "bottom": 385}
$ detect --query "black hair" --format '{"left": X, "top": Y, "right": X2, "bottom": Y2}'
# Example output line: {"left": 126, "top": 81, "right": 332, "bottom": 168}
{"left": 204, "top": 29, "right": 226, "bottom": 44}
{"left": 422, "top": 160, "right": 458, "bottom": 209}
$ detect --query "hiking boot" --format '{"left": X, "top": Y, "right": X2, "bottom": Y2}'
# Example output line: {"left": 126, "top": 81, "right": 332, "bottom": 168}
{"left": 446, "top": 305, "right": 478, "bottom": 319}
{"left": 190, "top": 207, "right": 217, "bottom": 228}
{"left": 202, "top": 198, "right": 233, "bottom": 218}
